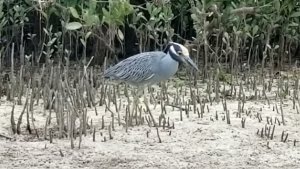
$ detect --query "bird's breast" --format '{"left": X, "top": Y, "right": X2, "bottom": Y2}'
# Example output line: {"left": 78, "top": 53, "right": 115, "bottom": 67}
{"left": 156, "top": 54, "right": 179, "bottom": 80}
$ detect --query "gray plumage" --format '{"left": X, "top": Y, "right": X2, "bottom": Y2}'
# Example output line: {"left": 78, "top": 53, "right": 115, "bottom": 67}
{"left": 104, "top": 42, "right": 198, "bottom": 88}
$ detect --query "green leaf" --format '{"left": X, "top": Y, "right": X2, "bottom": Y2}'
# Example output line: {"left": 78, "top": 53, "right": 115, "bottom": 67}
{"left": 80, "top": 38, "right": 86, "bottom": 47}
{"left": 233, "top": 26, "right": 237, "bottom": 33}
{"left": 43, "top": 28, "right": 49, "bottom": 35}
{"left": 274, "top": 0, "right": 280, "bottom": 14}
{"left": 40, "top": 11, "right": 48, "bottom": 19}
{"left": 65, "top": 0, "right": 78, "bottom": 7}
{"left": 246, "top": 32, "right": 252, "bottom": 38}
{"left": 231, "top": 1, "right": 237, "bottom": 8}
{"left": 88, "top": 0, "right": 97, "bottom": 14}
{"left": 291, "top": 11, "right": 300, "bottom": 18}
{"left": 102, "top": 8, "right": 110, "bottom": 24}
{"left": 65, "top": 22, "right": 82, "bottom": 30}
{"left": 149, "top": 34, "right": 154, "bottom": 39}
{"left": 69, "top": 7, "right": 79, "bottom": 19}
{"left": 274, "top": 16, "right": 282, "bottom": 23}
{"left": 222, "top": 37, "right": 227, "bottom": 44}
{"left": 85, "top": 31, "right": 92, "bottom": 40}
{"left": 288, "top": 22, "right": 299, "bottom": 27}
{"left": 147, "top": 24, "right": 152, "bottom": 31}
{"left": 191, "top": 14, "right": 197, "bottom": 21}
{"left": 85, "top": 15, "right": 100, "bottom": 26}
{"left": 224, "top": 32, "right": 229, "bottom": 40}
{"left": 146, "top": 3, "right": 152, "bottom": 13}
{"left": 252, "top": 25, "right": 259, "bottom": 35}
{"left": 117, "top": 29, "right": 124, "bottom": 41}
{"left": 47, "top": 38, "right": 57, "bottom": 46}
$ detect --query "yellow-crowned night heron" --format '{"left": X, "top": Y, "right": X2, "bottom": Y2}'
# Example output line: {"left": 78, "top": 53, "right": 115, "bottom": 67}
{"left": 104, "top": 42, "right": 198, "bottom": 113}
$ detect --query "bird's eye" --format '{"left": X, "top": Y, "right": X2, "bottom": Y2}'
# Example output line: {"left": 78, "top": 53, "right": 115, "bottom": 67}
{"left": 177, "top": 51, "right": 183, "bottom": 55}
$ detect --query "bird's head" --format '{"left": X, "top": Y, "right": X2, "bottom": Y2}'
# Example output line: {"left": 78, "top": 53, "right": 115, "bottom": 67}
{"left": 164, "top": 42, "right": 198, "bottom": 71}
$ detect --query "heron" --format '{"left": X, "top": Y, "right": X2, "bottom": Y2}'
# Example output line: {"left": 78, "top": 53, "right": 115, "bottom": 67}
{"left": 103, "top": 42, "right": 198, "bottom": 117}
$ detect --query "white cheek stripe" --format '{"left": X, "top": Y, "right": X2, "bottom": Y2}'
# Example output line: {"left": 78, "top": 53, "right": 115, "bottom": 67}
{"left": 170, "top": 46, "right": 176, "bottom": 54}
{"left": 182, "top": 47, "right": 189, "bottom": 57}
{"left": 170, "top": 43, "right": 190, "bottom": 57}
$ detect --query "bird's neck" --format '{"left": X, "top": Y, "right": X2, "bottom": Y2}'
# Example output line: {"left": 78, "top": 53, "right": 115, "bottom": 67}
{"left": 162, "top": 52, "right": 179, "bottom": 68}
{"left": 160, "top": 52, "right": 179, "bottom": 77}
{"left": 168, "top": 51, "right": 181, "bottom": 63}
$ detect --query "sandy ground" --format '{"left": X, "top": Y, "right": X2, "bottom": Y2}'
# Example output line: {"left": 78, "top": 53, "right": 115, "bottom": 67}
{"left": 0, "top": 77, "right": 300, "bottom": 169}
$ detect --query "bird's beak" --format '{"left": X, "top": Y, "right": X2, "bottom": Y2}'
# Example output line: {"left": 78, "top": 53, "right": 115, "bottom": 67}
{"left": 184, "top": 56, "right": 199, "bottom": 71}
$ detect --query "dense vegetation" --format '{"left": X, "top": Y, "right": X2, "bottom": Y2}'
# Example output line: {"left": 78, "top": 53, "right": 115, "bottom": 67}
{"left": 0, "top": 0, "right": 299, "bottom": 73}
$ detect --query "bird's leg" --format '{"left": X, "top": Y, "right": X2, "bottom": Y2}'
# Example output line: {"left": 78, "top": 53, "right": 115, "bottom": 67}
{"left": 131, "top": 88, "right": 140, "bottom": 119}
{"left": 141, "top": 87, "right": 148, "bottom": 105}
{"left": 130, "top": 87, "right": 145, "bottom": 126}
{"left": 137, "top": 87, "right": 145, "bottom": 102}
{"left": 130, "top": 94, "right": 136, "bottom": 126}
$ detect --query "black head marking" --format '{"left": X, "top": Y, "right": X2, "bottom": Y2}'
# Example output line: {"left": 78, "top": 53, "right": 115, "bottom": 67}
{"left": 163, "top": 42, "right": 173, "bottom": 53}
{"left": 165, "top": 42, "right": 184, "bottom": 63}
{"left": 164, "top": 42, "right": 182, "bottom": 53}
{"left": 172, "top": 43, "right": 182, "bottom": 53}
{"left": 163, "top": 42, "right": 198, "bottom": 70}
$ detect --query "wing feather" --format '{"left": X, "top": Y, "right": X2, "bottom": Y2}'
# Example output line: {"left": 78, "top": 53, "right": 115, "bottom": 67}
{"left": 104, "top": 52, "right": 163, "bottom": 85}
